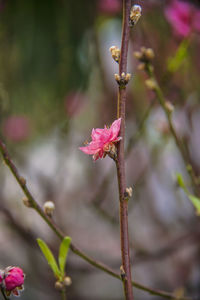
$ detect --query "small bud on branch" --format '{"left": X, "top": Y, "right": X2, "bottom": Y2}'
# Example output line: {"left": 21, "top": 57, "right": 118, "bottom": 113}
{"left": 109, "top": 46, "right": 121, "bottom": 63}
{"left": 43, "top": 201, "right": 55, "bottom": 217}
{"left": 130, "top": 4, "right": 142, "bottom": 26}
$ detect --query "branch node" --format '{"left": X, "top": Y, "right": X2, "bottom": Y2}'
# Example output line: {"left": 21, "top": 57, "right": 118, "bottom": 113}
{"left": 22, "top": 197, "right": 33, "bottom": 208}
{"left": 114, "top": 72, "right": 131, "bottom": 87}
{"left": 19, "top": 176, "right": 26, "bottom": 186}
{"left": 124, "top": 187, "right": 133, "bottom": 201}
{"left": 120, "top": 265, "right": 127, "bottom": 281}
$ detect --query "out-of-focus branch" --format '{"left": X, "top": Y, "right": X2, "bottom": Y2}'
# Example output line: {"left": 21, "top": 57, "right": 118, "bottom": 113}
{"left": 134, "top": 47, "right": 200, "bottom": 195}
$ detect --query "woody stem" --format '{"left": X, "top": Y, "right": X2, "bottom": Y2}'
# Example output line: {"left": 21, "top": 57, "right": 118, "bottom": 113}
{"left": 115, "top": 1, "right": 133, "bottom": 300}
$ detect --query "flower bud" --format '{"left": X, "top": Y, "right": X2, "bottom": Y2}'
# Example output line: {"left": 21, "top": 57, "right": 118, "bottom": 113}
{"left": 137, "top": 63, "right": 145, "bottom": 71}
{"left": 55, "top": 281, "right": 64, "bottom": 290}
{"left": 63, "top": 276, "right": 72, "bottom": 286}
{"left": 145, "top": 78, "right": 157, "bottom": 90}
{"left": 133, "top": 51, "right": 142, "bottom": 60}
{"left": 43, "top": 201, "right": 55, "bottom": 217}
{"left": 145, "top": 48, "right": 155, "bottom": 60}
{"left": 165, "top": 101, "right": 174, "bottom": 113}
{"left": 20, "top": 177, "right": 26, "bottom": 186}
{"left": 22, "top": 196, "right": 32, "bottom": 208}
{"left": 121, "top": 72, "right": 126, "bottom": 79}
{"left": 125, "top": 73, "right": 131, "bottom": 82}
{"left": 3, "top": 266, "right": 25, "bottom": 297}
{"left": 109, "top": 46, "right": 120, "bottom": 63}
{"left": 130, "top": 4, "right": 142, "bottom": 26}
{"left": 125, "top": 187, "right": 133, "bottom": 198}
{"left": 114, "top": 73, "right": 121, "bottom": 82}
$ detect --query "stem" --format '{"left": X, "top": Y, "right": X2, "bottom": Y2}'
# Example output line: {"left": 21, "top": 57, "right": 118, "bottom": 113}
{"left": 116, "top": 1, "right": 133, "bottom": 299}
{"left": 61, "top": 289, "right": 66, "bottom": 300}
{"left": 1, "top": 289, "right": 9, "bottom": 300}
{"left": 0, "top": 139, "right": 193, "bottom": 300}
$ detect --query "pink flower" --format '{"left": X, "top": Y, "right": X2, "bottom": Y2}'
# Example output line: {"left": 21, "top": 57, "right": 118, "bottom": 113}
{"left": 165, "top": 0, "right": 200, "bottom": 37}
{"left": 79, "top": 118, "right": 121, "bottom": 161}
{"left": 2, "top": 116, "right": 30, "bottom": 142}
{"left": 97, "top": 0, "right": 121, "bottom": 15}
{"left": 3, "top": 267, "right": 25, "bottom": 297}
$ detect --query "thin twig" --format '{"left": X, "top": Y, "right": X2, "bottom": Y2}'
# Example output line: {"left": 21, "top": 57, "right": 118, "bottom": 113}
{"left": 0, "top": 139, "right": 193, "bottom": 300}
{"left": 115, "top": 1, "right": 133, "bottom": 299}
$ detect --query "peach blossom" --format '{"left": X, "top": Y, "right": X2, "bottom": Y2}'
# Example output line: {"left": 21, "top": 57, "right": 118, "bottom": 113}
{"left": 79, "top": 118, "right": 121, "bottom": 161}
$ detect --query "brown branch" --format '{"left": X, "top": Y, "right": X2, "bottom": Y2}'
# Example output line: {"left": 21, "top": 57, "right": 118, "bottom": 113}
{"left": 0, "top": 139, "right": 193, "bottom": 300}
{"left": 115, "top": 1, "right": 133, "bottom": 299}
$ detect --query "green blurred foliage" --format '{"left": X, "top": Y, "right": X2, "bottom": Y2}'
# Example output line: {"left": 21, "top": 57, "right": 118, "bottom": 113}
{"left": 0, "top": 0, "right": 95, "bottom": 134}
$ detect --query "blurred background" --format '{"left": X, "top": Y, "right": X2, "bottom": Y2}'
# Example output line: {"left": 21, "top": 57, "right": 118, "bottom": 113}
{"left": 0, "top": 0, "right": 200, "bottom": 299}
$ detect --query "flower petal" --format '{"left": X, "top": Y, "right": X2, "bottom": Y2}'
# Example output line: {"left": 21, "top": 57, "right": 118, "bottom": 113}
{"left": 79, "top": 141, "right": 102, "bottom": 155}
{"left": 109, "top": 118, "right": 121, "bottom": 141}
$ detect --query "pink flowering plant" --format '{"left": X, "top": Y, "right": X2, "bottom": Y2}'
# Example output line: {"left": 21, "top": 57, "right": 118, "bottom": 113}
{"left": 1, "top": 1, "right": 200, "bottom": 300}
{"left": 79, "top": 118, "right": 121, "bottom": 161}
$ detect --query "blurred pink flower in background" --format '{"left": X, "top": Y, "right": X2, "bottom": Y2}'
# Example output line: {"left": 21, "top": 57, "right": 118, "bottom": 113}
{"left": 80, "top": 118, "right": 121, "bottom": 161}
{"left": 64, "top": 92, "right": 86, "bottom": 118}
{"left": 2, "top": 115, "right": 30, "bottom": 142}
{"left": 165, "top": 0, "right": 200, "bottom": 37}
{"left": 97, "top": 0, "right": 121, "bottom": 15}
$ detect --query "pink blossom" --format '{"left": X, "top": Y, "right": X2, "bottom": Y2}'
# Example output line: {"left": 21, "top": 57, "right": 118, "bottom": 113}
{"left": 165, "top": 0, "right": 200, "bottom": 37}
{"left": 4, "top": 267, "right": 25, "bottom": 297}
{"left": 79, "top": 118, "right": 121, "bottom": 161}
{"left": 3, "top": 116, "right": 30, "bottom": 142}
{"left": 97, "top": 0, "right": 121, "bottom": 15}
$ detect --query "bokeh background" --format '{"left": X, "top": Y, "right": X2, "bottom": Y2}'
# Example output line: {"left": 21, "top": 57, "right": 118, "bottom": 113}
{"left": 0, "top": 0, "right": 200, "bottom": 299}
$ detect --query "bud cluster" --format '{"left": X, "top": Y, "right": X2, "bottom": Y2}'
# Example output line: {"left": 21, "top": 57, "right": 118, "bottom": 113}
{"left": 124, "top": 187, "right": 133, "bottom": 201}
{"left": 114, "top": 72, "right": 131, "bottom": 87}
{"left": 55, "top": 276, "right": 72, "bottom": 291}
{"left": 134, "top": 47, "right": 155, "bottom": 67}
